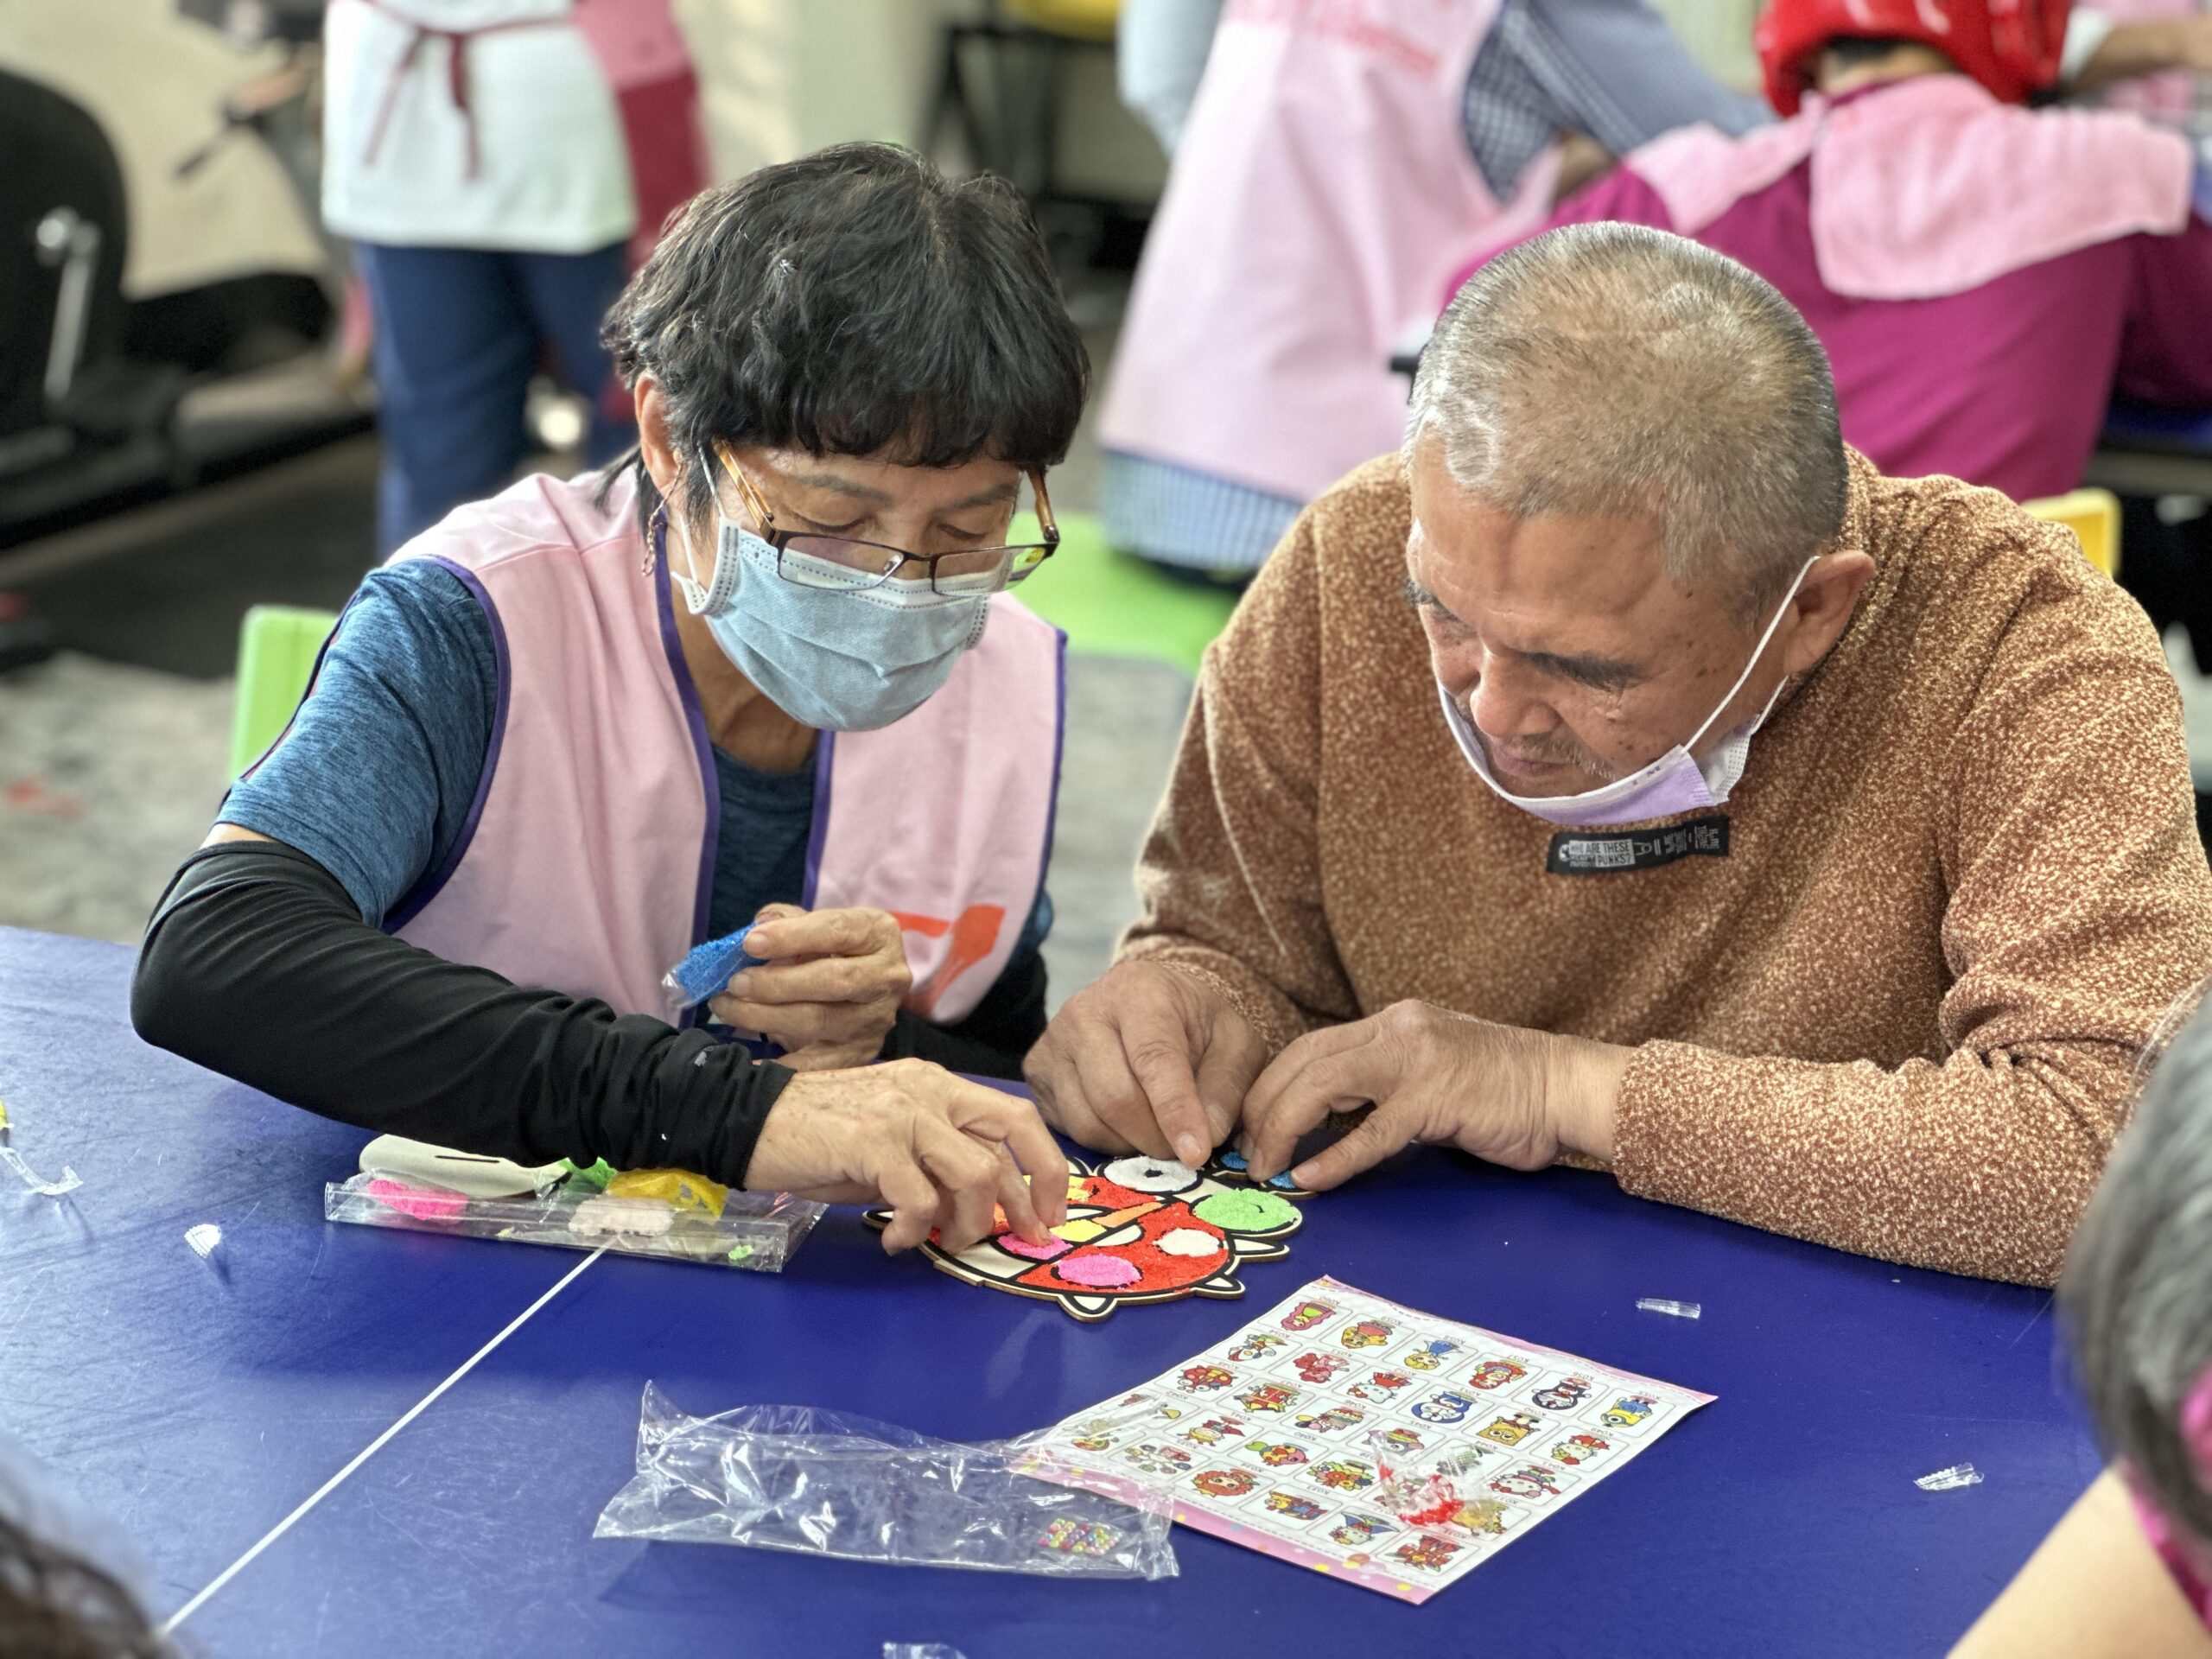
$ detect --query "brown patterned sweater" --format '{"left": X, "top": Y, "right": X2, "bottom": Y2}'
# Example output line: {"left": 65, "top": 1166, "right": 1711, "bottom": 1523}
{"left": 1120, "top": 452, "right": 2212, "bottom": 1287}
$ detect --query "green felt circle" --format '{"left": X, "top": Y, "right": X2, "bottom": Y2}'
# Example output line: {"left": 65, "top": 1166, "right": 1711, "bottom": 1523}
{"left": 1192, "top": 1189, "right": 1299, "bottom": 1233}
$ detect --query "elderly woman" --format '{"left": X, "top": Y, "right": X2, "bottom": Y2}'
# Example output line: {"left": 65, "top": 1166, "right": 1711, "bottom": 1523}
{"left": 132, "top": 145, "right": 1084, "bottom": 1250}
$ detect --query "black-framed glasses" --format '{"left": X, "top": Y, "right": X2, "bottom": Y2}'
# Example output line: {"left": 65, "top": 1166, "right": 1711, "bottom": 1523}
{"left": 714, "top": 446, "right": 1058, "bottom": 596}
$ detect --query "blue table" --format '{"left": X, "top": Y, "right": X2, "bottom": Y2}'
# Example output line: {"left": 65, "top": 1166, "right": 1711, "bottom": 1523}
{"left": 3, "top": 926, "right": 2098, "bottom": 1656}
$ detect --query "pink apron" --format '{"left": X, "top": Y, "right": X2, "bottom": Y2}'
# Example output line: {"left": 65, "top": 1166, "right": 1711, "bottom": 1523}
{"left": 339, "top": 470, "right": 1058, "bottom": 1027}
{"left": 1100, "top": 0, "right": 1557, "bottom": 504}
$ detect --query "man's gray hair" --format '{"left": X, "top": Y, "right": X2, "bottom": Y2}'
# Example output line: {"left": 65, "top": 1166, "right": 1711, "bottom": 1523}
{"left": 2064, "top": 982, "right": 2212, "bottom": 1545}
{"left": 1408, "top": 223, "right": 1849, "bottom": 616}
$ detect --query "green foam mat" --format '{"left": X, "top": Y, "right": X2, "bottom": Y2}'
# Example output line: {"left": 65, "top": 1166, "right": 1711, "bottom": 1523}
{"left": 1009, "top": 511, "right": 1238, "bottom": 677}
{"left": 229, "top": 604, "right": 339, "bottom": 779}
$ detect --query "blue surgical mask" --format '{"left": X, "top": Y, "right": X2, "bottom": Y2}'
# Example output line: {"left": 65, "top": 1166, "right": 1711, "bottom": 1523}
{"left": 666, "top": 501, "right": 990, "bottom": 733}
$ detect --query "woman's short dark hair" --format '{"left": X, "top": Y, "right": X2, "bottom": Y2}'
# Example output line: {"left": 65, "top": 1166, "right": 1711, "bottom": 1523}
{"left": 603, "top": 143, "right": 1089, "bottom": 530}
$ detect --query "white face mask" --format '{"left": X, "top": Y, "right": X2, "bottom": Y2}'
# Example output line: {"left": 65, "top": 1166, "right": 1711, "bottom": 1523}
{"left": 1440, "top": 558, "right": 1816, "bottom": 830}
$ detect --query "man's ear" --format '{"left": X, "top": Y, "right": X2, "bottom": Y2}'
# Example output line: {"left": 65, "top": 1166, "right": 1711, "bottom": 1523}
{"left": 1779, "top": 550, "right": 1875, "bottom": 678}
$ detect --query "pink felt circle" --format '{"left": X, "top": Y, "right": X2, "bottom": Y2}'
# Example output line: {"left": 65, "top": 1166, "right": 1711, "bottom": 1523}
{"left": 1053, "top": 1253, "right": 1142, "bottom": 1288}
{"left": 996, "top": 1233, "right": 1067, "bottom": 1262}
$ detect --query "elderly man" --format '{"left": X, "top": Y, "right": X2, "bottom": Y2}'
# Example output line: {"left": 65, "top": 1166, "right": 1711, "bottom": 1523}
{"left": 1029, "top": 222, "right": 2212, "bottom": 1287}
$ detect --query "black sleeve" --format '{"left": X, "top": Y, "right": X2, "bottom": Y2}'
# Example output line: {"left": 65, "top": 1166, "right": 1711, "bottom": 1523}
{"left": 131, "top": 842, "right": 793, "bottom": 1186}
{"left": 880, "top": 948, "right": 1048, "bottom": 1080}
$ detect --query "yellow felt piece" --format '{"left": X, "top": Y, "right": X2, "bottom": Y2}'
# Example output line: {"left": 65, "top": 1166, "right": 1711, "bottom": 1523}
{"left": 1053, "top": 1217, "right": 1107, "bottom": 1244}
{"left": 606, "top": 1167, "right": 728, "bottom": 1216}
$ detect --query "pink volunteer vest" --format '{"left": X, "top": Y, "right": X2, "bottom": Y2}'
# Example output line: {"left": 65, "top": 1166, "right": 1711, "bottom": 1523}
{"left": 1101, "top": 0, "right": 1554, "bottom": 504}
{"left": 378, "top": 470, "right": 1062, "bottom": 1027}
{"left": 1625, "top": 75, "right": 2192, "bottom": 300}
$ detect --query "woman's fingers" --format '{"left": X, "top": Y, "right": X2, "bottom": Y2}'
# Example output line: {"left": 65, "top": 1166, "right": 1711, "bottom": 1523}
{"left": 745, "top": 906, "right": 904, "bottom": 966}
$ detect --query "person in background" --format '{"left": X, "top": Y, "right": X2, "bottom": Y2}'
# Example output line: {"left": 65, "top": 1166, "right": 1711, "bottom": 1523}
{"left": 1100, "top": 0, "right": 1770, "bottom": 586}
{"left": 1951, "top": 991, "right": 2212, "bottom": 1657}
{"left": 1027, "top": 224, "right": 2212, "bottom": 1288}
{"left": 1447, "top": 0, "right": 2212, "bottom": 507}
{"left": 134, "top": 147, "right": 1084, "bottom": 1256}
{"left": 321, "top": 0, "right": 709, "bottom": 553}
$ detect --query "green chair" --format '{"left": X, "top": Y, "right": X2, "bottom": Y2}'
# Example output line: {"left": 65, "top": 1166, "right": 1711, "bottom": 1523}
{"left": 228, "top": 604, "right": 339, "bottom": 779}
{"left": 1011, "top": 509, "right": 1238, "bottom": 677}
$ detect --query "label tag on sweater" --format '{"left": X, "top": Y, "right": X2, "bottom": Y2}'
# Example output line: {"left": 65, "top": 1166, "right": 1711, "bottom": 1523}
{"left": 1546, "top": 816, "right": 1729, "bottom": 875}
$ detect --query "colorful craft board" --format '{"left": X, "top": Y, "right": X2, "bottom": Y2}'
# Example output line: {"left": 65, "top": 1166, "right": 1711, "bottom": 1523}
{"left": 1019, "top": 1277, "right": 1713, "bottom": 1602}
{"left": 866, "top": 1156, "right": 1301, "bottom": 1321}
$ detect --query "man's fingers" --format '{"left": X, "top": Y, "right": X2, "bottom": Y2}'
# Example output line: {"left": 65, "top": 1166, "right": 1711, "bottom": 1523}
{"left": 1069, "top": 1034, "right": 1176, "bottom": 1160}
{"left": 746, "top": 906, "right": 896, "bottom": 963}
{"left": 1288, "top": 1103, "right": 1414, "bottom": 1192}
{"left": 874, "top": 1155, "right": 942, "bottom": 1253}
{"left": 1192, "top": 1022, "right": 1269, "bottom": 1150}
{"left": 1243, "top": 1035, "right": 1383, "bottom": 1179}
{"left": 1124, "top": 1029, "right": 1216, "bottom": 1169}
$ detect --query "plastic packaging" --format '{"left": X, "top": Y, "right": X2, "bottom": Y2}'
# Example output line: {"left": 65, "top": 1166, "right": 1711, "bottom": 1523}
{"left": 1635, "top": 1298, "right": 1702, "bottom": 1319}
{"left": 0, "top": 1100, "right": 81, "bottom": 1198}
{"left": 1915, "top": 1463, "right": 1984, "bottom": 1491}
{"left": 184, "top": 1224, "right": 223, "bottom": 1260}
{"left": 324, "top": 1170, "right": 822, "bottom": 1272}
{"left": 594, "top": 1383, "right": 1179, "bottom": 1580}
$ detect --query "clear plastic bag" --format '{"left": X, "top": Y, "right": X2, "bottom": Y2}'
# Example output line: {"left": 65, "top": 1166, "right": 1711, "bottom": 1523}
{"left": 323, "top": 1171, "right": 822, "bottom": 1271}
{"left": 593, "top": 1383, "right": 1179, "bottom": 1580}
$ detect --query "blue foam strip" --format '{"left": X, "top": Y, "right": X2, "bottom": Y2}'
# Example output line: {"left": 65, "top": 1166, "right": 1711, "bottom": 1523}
{"left": 664, "top": 931, "right": 763, "bottom": 1008}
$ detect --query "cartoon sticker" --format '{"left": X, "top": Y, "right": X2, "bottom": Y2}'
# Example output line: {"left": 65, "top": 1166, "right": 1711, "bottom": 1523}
{"left": 1465, "top": 1357, "right": 1529, "bottom": 1392}
{"left": 1281, "top": 1298, "right": 1338, "bottom": 1332}
{"left": 1121, "top": 1442, "right": 1193, "bottom": 1478}
{"left": 1192, "top": 1467, "right": 1259, "bottom": 1498}
{"left": 1347, "top": 1370, "right": 1414, "bottom": 1403}
{"left": 1477, "top": 1411, "right": 1545, "bottom": 1447}
{"left": 1260, "top": 1490, "right": 1327, "bottom": 1522}
{"left": 1410, "top": 1389, "right": 1478, "bottom": 1426}
{"left": 1236, "top": 1381, "right": 1300, "bottom": 1414}
{"left": 1292, "top": 1403, "right": 1367, "bottom": 1437}
{"left": 1390, "top": 1535, "right": 1462, "bottom": 1573}
{"left": 1245, "top": 1438, "right": 1313, "bottom": 1468}
{"left": 1329, "top": 1511, "right": 1398, "bottom": 1548}
{"left": 1398, "top": 1338, "right": 1461, "bottom": 1373}
{"left": 1599, "top": 1393, "right": 1661, "bottom": 1431}
{"left": 1548, "top": 1432, "right": 1611, "bottom": 1467}
{"left": 1530, "top": 1374, "right": 1593, "bottom": 1413}
{"left": 1226, "top": 1332, "right": 1287, "bottom": 1363}
{"left": 1180, "top": 1416, "right": 1248, "bottom": 1447}
{"left": 1289, "top": 1349, "right": 1349, "bottom": 1384}
{"left": 1338, "top": 1318, "right": 1395, "bottom": 1351}
{"left": 1179, "top": 1363, "right": 1236, "bottom": 1394}
{"left": 1307, "top": 1458, "right": 1378, "bottom": 1493}
{"left": 1488, "top": 1463, "right": 1573, "bottom": 1503}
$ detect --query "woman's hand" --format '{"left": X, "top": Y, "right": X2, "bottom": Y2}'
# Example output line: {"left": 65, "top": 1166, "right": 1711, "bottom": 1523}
{"left": 709, "top": 903, "right": 912, "bottom": 1070}
{"left": 744, "top": 1058, "right": 1070, "bottom": 1254}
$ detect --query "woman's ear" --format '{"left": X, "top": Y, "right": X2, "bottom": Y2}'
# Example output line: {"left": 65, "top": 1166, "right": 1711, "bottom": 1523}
{"left": 636, "top": 377, "right": 683, "bottom": 501}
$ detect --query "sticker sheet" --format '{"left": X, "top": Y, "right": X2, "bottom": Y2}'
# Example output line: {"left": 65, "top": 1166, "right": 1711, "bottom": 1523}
{"left": 1020, "top": 1276, "right": 1714, "bottom": 1604}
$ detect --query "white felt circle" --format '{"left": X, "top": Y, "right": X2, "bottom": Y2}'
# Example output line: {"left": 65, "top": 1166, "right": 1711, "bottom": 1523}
{"left": 1101, "top": 1156, "right": 1200, "bottom": 1194}
{"left": 1155, "top": 1227, "right": 1222, "bottom": 1258}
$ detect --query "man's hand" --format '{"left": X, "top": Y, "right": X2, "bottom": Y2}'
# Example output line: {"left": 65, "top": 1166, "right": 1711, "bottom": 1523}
{"left": 1240, "top": 1001, "right": 1630, "bottom": 1191}
{"left": 1023, "top": 959, "right": 1272, "bottom": 1166}
{"left": 709, "top": 903, "right": 911, "bottom": 1071}
{"left": 743, "top": 1058, "right": 1069, "bottom": 1254}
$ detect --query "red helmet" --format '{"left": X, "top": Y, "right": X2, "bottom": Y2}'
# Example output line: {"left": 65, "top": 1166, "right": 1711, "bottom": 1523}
{"left": 1756, "top": 0, "right": 2072, "bottom": 116}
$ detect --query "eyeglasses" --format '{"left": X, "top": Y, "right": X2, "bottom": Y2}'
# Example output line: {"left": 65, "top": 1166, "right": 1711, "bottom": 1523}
{"left": 712, "top": 446, "right": 1058, "bottom": 596}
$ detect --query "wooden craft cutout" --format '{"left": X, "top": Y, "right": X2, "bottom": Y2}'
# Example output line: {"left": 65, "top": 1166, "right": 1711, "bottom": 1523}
{"left": 867, "top": 1155, "right": 1302, "bottom": 1321}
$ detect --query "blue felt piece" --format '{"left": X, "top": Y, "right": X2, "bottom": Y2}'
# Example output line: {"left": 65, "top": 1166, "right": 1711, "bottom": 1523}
{"left": 4, "top": 926, "right": 2100, "bottom": 1658}
{"left": 664, "top": 930, "right": 764, "bottom": 1008}
{"left": 1216, "top": 1147, "right": 1302, "bottom": 1192}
